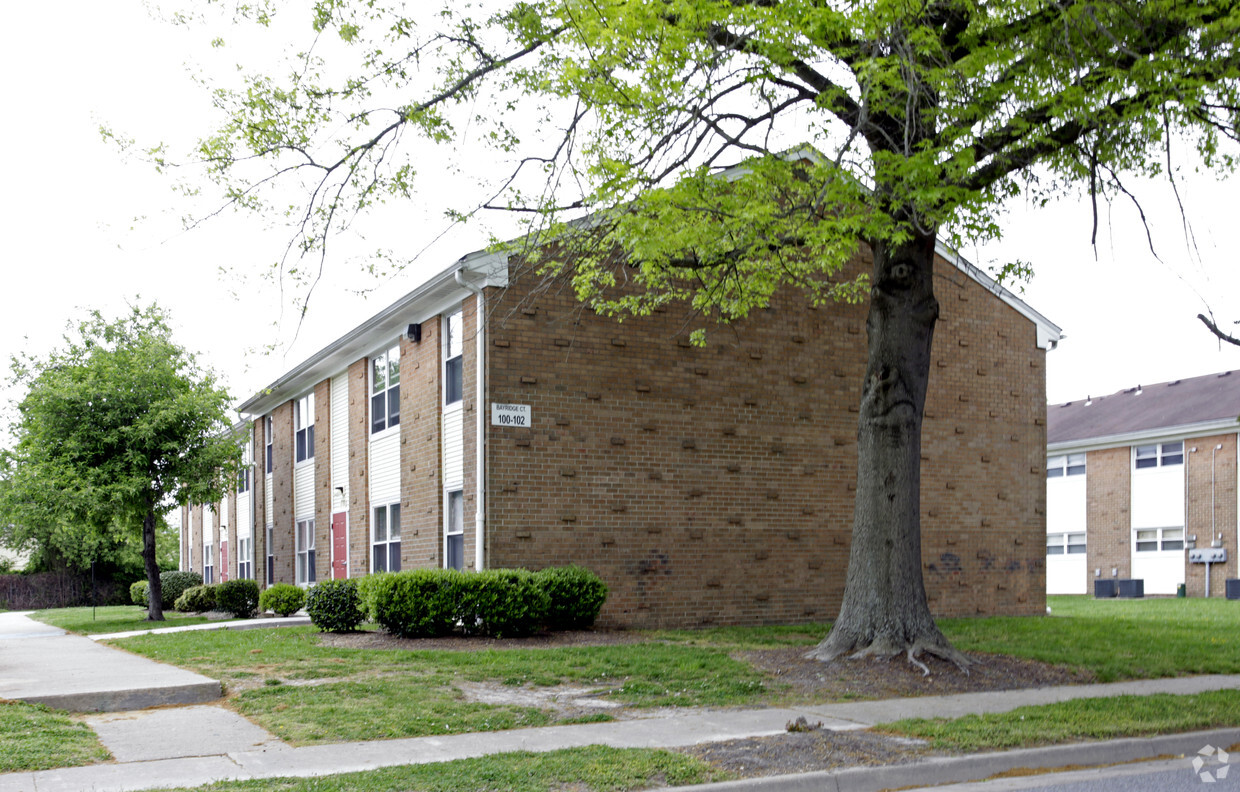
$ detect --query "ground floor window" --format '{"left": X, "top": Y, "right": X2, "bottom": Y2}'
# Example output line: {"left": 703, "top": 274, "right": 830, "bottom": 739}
{"left": 1046, "top": 532, "right": 1086, "bottom": 555}
{"left": 237, "top": 537, "right": 252, "bottom": 579}
{"left": 203, "top": 542, "right": 214, "bottom": 584}
{"left": 1136, "top": 527, "right": 1184, "bottom": 552}
{"left": 296, "top": 519, "right": 316, "bottom": 584}
{"left": 372, "top": 503, "right": 401, "bottom": 572}
{"left": 446, "top": 490, "right": 464, "bottom": 570}
{"left": 266, "top": 524, "right": 274, "bottom": 584}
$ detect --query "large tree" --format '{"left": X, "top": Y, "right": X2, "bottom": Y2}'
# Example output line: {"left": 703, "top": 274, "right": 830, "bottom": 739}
{"left": 1, "top": 305, "right": 240, "bottom": 620}
{"left": 158, "top": 0, "right": 1238, "bottom": 664}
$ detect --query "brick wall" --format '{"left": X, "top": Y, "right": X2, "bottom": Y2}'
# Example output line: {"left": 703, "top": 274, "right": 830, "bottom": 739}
{"left": 483, "top": 249, "right": 1047, "bottom": 627}
{"left": 226, "top": 490, "right": 237, "bottom": 581}
{"left": 271, "top": 400, "right": 295, "bottom": 585}
{"left": 253, "top": 419, "right": 269, "bottom": 587}
{"left": 462, "top": 297, "right": 479, "bottom": 570}
{"left": 314, "top": 378, "right": 332, "bottom": 582}
{"left": 401, "top": 317, "right": 443, "bottom": 569}
{"left": 1185, "top": 434, "right": 1238, "bottom": 597}
{"left": 347, "top": 359, "right": 371, "bottom": 578}
{"left": 1085, "top": 447, "right": 1132, "bottom": 585}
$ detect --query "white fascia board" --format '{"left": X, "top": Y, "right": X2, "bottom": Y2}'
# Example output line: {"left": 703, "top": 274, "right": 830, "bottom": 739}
{"left": 237, "top": 253, "right": 509, "bottom": 418}
{"left": 1047, "top": 417, "right": 1240, "bottom": 455}
{"left": 934, "top": 241, "right": 1063, "bottom": 350}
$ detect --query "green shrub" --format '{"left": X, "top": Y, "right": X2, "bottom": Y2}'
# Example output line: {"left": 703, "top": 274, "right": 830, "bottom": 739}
{"left": 216, "top": 579, "right": 260, "bottom": 619}
{"left": 259, "top": 583, "right": 305, "bottom": 617}
{"left": 305, "top": 579, "right": 364, "bottom": 632}
{"left": 535, "top": 566, "right": 609, "bottom": 630}
{"left": 458, "top": 569, "right": 551, "bottom": 638}
{"left": 159, "top": 571, "right": 203, "bottom": 609}
{"left": 373, "top": 569, "right": 462, "bottom": 638}
{"left": 355, "top": 572, "right": 390, "bottom": 622}
{"left": 174, "top": 584, "right": 217, "bottom": 613}
{"left": 130, "top": 580, "right": 149, "bottom": 607}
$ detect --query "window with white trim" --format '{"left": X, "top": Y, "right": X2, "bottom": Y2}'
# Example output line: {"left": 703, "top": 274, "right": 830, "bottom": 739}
{"left": 296, "top": 519, "right": 316, "bottom": 584}
{"left": 264, "top": 416, "right": 273, "bottom": 474}
{"left": 1046, "top": 532, "right": 1086, "bottom": 555}
{"left": 1135, "top": 527, "right": 1184, "bottom": 552}
{"left": 238, "top": 440, "right": 252, "bottom": 493}
{"left": 446, "top": 490, "right": 464, "bottom": 570}
{"left": 372, "top": 503, "right": 401, "bottom": 572}
{"left": 1046, "top": 454, "right": 1085, "bottom": 478}
{"left": 266, "top": 524, "right": 274, "bottom": 584}
{"left": 1134, "top": 441, "right": 1183, "bottom": 469}
{"left": 203, "top": 540, "right": 214, "bottom": 584}
{"left": 370, "top": 345, "right": 401, "bottom": 434}
{"left": 444, "top": 311, "right": 463, "bottom": 405}
{"left": 237, "top": 537, "right": 252, "bottom": 579}
{"left": 295, "top": 393, "right": 315, "bottom": 463}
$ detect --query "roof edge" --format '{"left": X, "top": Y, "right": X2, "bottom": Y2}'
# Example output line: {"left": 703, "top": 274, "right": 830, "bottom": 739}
{"left": 1048, "top": 416, "right": 1240, "bottom": 454}
{"left": 934, "top": 241, "right": 1063, "bottom": 350}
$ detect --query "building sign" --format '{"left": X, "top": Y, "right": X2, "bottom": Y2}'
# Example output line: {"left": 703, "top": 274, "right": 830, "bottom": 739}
{"left": 491, "top": 403, "right": 532, "bottom": 428}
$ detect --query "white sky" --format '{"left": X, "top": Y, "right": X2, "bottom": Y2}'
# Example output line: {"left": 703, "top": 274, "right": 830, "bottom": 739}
{"left": 2, "top": 0, "right": 1239, "bottom": 438}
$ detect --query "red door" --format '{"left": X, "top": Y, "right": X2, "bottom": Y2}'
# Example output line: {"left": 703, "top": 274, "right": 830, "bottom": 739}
{"left": 219, "top": 540, "right": 229, "bottom": 582}
{"left": 331, "top": 512, "right": 348, "bottom": 579}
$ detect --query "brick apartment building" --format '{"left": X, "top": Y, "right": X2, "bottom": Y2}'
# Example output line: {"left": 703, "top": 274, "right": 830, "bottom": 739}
{"left": 1046, "top": 370, "right": 1240, "bottom": 597}
{"left": 181, "top": 240, "right": 1062, "bottom": 627}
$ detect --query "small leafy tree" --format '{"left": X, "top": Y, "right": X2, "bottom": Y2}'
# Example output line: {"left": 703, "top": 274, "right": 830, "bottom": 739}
{"left": 1, "top": 304, "right": 240, "bottom": 621}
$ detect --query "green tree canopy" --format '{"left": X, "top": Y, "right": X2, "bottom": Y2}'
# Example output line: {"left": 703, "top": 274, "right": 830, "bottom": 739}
{"left": 153, "top": 0, "right": 1238, "bottom": 663}
{"left": 1, "top": 304, "right": 241, "bottom": 620}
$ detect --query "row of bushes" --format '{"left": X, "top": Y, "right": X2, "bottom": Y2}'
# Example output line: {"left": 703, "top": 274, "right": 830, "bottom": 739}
{"left": 132, "top": 565, "right": 607, "bottom": 638}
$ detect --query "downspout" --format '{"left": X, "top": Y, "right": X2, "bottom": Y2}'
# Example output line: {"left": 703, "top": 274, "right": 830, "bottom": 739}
{"left": 455, "top": 269, "right": 487, "bottom": 571}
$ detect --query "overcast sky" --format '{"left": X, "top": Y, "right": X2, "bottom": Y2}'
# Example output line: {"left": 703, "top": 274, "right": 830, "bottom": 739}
{"left": 3, "top": 1, "right": 1239, "bottom": 436}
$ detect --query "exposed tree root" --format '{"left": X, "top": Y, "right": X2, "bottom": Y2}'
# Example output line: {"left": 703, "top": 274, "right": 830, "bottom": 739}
{"left": 806, "top": 630, "right": 973, "bottom": 676}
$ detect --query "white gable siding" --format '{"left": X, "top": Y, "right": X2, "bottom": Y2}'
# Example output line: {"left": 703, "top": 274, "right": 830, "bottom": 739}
{"left": 370, "top": 431, "right": 400, "bottom": 505}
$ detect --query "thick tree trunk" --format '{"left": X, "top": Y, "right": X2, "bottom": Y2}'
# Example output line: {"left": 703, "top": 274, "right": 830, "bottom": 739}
{"left": 144, "top": 506, "right": 165, "bottom": 621}
{"left": 806, "top": 231, "right": 968, "bottom": 671}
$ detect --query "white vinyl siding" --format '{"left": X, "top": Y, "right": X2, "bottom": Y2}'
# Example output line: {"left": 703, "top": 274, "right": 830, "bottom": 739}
{"left": 1131, "top": 441, "right": 1186, "bottom": 595}
{"left": 369, "top": 431, "right": 400, "bottom": 506}
{"left": 294, "top": 462, "right": 315, "bottom": 521}
{"left": 442, "top": 403, "right": 464, "bottom": 488}
{"left": 331, "top": 374, "right": 348, "bottom": 504}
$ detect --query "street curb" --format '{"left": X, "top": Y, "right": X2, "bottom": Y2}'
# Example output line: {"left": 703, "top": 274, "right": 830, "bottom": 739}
{"left": 685, "top": 727, "right": 1240, "bottom": 791}
{"left": 18, "top": 681, "right": 224, "bottom": 713}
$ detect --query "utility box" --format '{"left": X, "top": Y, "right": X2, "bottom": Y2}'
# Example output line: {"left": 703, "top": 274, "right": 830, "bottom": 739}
{"left": 1189, "top": 548, "right": 1228, "bottom": 563}
{"left": 1227, "top": 579, "right": 1240, "bottom": 600}
{"left": 1117, "top": 579, "right": 1144, "bottom": 598}
{"left": 1094, "top": 579, "right": 1118, "bottom": 598}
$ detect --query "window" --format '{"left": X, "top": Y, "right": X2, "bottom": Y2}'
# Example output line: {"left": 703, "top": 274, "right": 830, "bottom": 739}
{"left": 264, "top": 416, "right": 273, "bottom": 474}
{"left": 295, "top": 393, "right": 315, "bottom": 463}
{"left": 203, "top": 541, "right": 214, "bottom": 584}
{"left": 446, "top": 490, "right": 464, "bottom": 570}
{"left": 372, "top": 503, "right": 402, "bottom": 572}
{"left": 1135, "top": 442, "right": 1183, "bottom": 469}
{"left": 445, "top": 311, "right": 463, "bottom": 405}
{"left": 237, "top": 537, "right": 252, "bottom": 580}
{"left": 266, "top": 524, "right": 274, "bottom": 584}
{"left": 370, "top": 345, "right": 401, "bottom": 434}
{"left": 1136, "top": 527, "right": 1184, "bottom": 552}
{"left": 296, "top": 519, "right": 316, "bottom": 584}
{"left": 1046, "top": 454, "right": 1085, "bottom": 478}
{"left": 238, "top": 441, "right": 252, "bottom": 493}
{"left": 1046, "top": 532, "right": 1086, "bottom": 555}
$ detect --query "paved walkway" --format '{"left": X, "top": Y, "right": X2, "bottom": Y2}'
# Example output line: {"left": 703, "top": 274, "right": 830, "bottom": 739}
{"left": 1, "top": 611, "right": 1238, "bottom": 792}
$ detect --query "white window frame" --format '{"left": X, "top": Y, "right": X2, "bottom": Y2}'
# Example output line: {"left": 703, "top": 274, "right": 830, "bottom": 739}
{"left": 295, "top": 393, "right": 315, "bottom": 464}
{"left": 264, "top": 415, "right": 274, "bottom": 475}
{"left": 296, "top": 518, "right": 316, "bottom": 585}
{"left": 1134, "top": 442, "right": 1184, "bottom": 470}
{"left": 1046, "top": 532, "right": 1086, "bottom": 555}
{"left": 265, "top": 523, "right": 274, "bottom": 585}
{"left": 371, "top": 502, "right": 402, "bottom": 572}
{"left": 444, "top": 310, "right": 463, "bottom": 406}
{"left": 1135, "top": 526, "right": 1185, "bottom": 553}
{"left": 1046, "top": 453, "right": 1085, "bottom": 478}
{"left": 445, "top": 489, "right": 464, "bottom": 570}
{"left": 237, "top": 536, "right": 252, "bottom": 580}
{"left": 203, "top": 540, "right": 214, "bottom": 584}
{"left": 369, "top": 344, "right": 402, "bottom": 435}
{"left": 238, "top": 440, "right": 252, "bottom": 494}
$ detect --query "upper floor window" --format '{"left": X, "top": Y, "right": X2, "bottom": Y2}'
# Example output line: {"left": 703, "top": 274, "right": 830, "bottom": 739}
{"left": 264, "top": 415, "right": 274, "bottom": 474}
{"left": 1046, "top": 532, "right": 1086, "bottom": 555}
{"left": 444, "top": 310, "right": 463, "bottom": 406}
{"left": 371, "top": 345, "right": 401, "bottom": 434}
{"left": 295, "top": 393, "right": 315, "bottom": 463}
{"left": 238, "top": 440, "right": 252, "bottom": 493}
{"left": 1047, "top": 454, "right": 1085, "bottom": 478}
{"left": 1135, "top": 441, "right": 1183, "bottom": 470}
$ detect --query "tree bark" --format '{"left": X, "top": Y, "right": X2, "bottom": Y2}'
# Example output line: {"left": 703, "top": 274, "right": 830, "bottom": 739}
{"left": 806, "top": 231, "right": 969, "bottom": 671}
{"left": 144, "top": 506, "right": 165, "bottom": 621}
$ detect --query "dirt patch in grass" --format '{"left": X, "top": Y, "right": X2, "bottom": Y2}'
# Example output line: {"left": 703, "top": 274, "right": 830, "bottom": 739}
{"left": 682, "top": 727, "right": 941, "bottom": 778}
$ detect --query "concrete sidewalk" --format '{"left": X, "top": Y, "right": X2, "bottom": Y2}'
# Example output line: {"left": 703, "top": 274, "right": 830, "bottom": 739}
{"left": 2, "top": 609, "right": 1239, "bottom": 792}
{"left": 0, "top": 612, "right": 221, "bottom": 712}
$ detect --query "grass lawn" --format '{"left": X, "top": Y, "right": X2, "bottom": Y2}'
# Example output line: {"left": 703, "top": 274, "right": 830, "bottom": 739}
{"left": 877, "top": 689, "right": 1240, "bottom": 751}
{"left": 145, "top": 746, "right": 725, "bottom": 792}
{"left": 32, "top": 606, "right": 212, "bottom": 635}
{"left": 942, "top": 595, "right": 1240, "bottom": 682}
{"left": 0, "top": 700, "right": 110, "bottom": 771}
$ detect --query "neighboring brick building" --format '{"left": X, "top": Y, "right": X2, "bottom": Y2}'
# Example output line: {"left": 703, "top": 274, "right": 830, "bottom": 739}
{"left": 181, "top": 240, "right": 1062, "bottom": 627}
{"left": 1046, "top": 370, "right": 1240, "bottom": 597}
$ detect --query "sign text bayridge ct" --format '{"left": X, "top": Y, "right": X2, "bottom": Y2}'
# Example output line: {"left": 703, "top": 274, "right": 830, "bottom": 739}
{"left": 491, "top": 403, "right": 531, "bottom": 428}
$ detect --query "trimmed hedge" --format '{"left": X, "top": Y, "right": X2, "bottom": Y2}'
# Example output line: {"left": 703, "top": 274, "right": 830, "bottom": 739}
{"left": 174, "top": 584, "right": 217, "bottom": 613}
{"left": 373, "top": 569, "right": 462, "bottom": 638}
{"left": 457, "top": 569, "right": 550, "bottom": 638}
{"left": 305, "top": 579, "right": 364, "bottom": 632}
{"left": 160, "top": 571, "right": 203, "bottom": 609}
{"left": 534, "top": 566, "right": 608, "bottom": 630}
{"left": 130, "top": 580, "right": 149, "bottom": 607}
{"left": 259, "top": 583, "right": 305, "bottom": 617}
{"left": 355, "top": 572, "right": 390, "bottom": 623}
{"left": 216, "top": 579, "right": 260, "bottom": 619}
